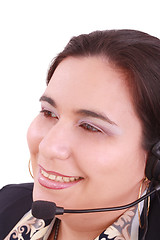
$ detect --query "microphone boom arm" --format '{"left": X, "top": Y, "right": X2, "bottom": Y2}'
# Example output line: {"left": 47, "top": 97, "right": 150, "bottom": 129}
{"left": 62, "top": 188, "right": 156, "bottom": 214}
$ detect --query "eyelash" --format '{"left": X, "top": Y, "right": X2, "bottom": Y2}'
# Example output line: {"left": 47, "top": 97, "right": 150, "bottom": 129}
{"left": 79, "top": 123, "right": 101, "bottom": 133}
{"left": 40, "top": 109, "right": 58, "bottom": 119}
{"left": 40, "top": 109, "right": 102, "bottom": 133}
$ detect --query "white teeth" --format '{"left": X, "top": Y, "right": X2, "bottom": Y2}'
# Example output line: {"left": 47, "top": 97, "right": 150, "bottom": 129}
{"left": 56, "top": 176, "right": 63, "bottom": 182}
{"left": 41, "top": 170, "right": 49, "bottom": 178}
{"left": 63, "top": 177, "right": 70, "bottom": 182}
{"left": 41, "top": 169, "right": 81, "bottom": 183}
{"left": 48, "top": 174, "right": 56, "bottom": 180}
{"left": 69, "top": 177, "right": 75, "bottom": 182}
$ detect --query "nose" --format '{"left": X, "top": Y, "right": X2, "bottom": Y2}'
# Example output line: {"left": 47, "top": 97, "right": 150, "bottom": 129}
{"left": 39, "top": 123, "right": 72, "bottom": 161}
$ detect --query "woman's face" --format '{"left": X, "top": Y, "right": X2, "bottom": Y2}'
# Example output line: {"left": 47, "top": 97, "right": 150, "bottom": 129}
{"left": 27, "top": 56, "right": 146, "bottom": 212}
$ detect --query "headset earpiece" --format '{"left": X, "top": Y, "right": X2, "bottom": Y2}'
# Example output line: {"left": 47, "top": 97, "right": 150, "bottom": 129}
{"left": 152, "top": 141, "right": 160, "bottom": 159}
{"left": 145, "top": 141, "right": 160, "bottom": 181}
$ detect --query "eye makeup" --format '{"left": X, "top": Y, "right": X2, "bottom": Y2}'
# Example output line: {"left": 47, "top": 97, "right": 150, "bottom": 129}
{"left": 39, "top": 95, "right": 122, "bottom": 136}
{"left": 78, "top": 118, "right": 122, "bottom": 136}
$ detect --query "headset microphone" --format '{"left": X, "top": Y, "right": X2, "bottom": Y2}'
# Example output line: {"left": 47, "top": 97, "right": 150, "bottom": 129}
{"left": 32, "top": 183, "right": 160, "bottom": 220}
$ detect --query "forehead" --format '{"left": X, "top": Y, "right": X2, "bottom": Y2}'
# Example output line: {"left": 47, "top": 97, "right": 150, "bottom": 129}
{"left": 45, "top": 56, "right": 132, "bottom": 111}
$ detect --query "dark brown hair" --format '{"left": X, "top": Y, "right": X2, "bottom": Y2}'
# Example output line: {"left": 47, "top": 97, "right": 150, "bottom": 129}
{"left": 46, "top": 29, "right": 160, "bottom": 151}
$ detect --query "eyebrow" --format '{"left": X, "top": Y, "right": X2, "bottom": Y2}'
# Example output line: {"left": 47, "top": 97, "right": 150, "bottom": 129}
{"left": 39, "top": 95, "right": 117, "bottom": 126}
{"left": 75, "top": 109, "right": 117, "bottom": 126}
{"left": 39, "top": 95, "right": 57, "bottom": 107}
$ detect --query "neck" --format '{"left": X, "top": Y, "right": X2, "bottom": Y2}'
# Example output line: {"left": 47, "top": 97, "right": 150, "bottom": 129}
{"left": 58, "top": 220, "right": 104, "bottom": 240}
{"left": 55, "top": 210, "right": 125, "bottom": 240}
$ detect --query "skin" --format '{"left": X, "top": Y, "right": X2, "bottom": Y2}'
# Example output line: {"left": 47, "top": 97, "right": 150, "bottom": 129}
{"left": 27, "top": 56, "right": 147, "bottom": 240}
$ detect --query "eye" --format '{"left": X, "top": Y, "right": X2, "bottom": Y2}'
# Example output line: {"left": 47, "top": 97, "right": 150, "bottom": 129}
{"left": 80, "top": 122, "right": 102, "bottom": 133}
{"left": 40, "top": 109, "right": 58, "bottom": 119}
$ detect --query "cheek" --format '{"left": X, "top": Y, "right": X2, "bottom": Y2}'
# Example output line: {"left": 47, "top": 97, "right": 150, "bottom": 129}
{"left": 27, "top": 117, "right": 47, "bottom": 175}
{"left": 75, "top": 141, "right": 115, "bottom": 179}
{"left": 27, "top": 116, "right": 46, "bottom": 155}
{"left": 80, "top": 139, "right": 145, "bottom": 182}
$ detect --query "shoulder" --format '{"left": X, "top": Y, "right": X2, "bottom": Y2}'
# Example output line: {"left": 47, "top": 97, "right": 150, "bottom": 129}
{"left": 0, "top": 182, "right": 33, "bottom": 195}
{"left": 0, "top": 183, "right": 33, "bottom": 211}
{"left": 0, "top": 183, "right": 33, "bottom": 239}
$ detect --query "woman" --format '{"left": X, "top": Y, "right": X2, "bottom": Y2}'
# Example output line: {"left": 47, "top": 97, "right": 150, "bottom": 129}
{"left": 1, "top": 29, "right": 160, "bottom": 240}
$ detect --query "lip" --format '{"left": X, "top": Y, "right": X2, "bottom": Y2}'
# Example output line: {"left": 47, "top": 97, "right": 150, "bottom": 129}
{"left": 38, "top": 165, "right": 83, "bottom": 190}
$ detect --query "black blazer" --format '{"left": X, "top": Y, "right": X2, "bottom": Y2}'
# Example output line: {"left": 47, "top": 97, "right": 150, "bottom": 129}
{"left": 0, "top": 183, "right": 33, "bottom": 240}
{"left": 0, "top": 183, "right": 160, "bottom": 240}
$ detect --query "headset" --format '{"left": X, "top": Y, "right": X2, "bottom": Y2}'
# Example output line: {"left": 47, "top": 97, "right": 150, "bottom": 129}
{"left": 145, "top": 141, "right": 160, "bottom": 181}
{"left": 32, "top": 141, "right": 160, "bottom": 239}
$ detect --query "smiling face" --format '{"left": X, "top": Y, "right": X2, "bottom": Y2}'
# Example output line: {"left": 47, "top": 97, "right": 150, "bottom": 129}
{"left": 27, "top": 56, "right": 146, "bottom": 224}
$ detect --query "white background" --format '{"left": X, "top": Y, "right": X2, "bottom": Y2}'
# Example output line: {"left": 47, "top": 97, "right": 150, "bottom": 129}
{"left": 0, "top": 0, "right": 160, "bottom": 188}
